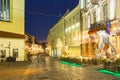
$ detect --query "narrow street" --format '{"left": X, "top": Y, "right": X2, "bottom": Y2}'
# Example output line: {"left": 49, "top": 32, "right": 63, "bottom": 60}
{"left": 0, "top": 56, "right": 119, "bottom": 80}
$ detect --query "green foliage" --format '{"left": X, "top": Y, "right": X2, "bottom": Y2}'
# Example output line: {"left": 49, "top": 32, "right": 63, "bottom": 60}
{"left": 98, "top": 68, "right": 120, "bottom": 78}
{"left": 115, "top": 58, "right": 120, "bottom": 65}
{"left": 101, "top": 58, "right": 107, "bottom": 64}
{"left": 60, "top": 56, "right": 81, "bottom": 65}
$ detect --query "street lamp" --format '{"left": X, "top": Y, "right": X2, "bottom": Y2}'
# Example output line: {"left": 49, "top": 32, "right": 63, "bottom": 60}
{"left": 4, "top": 42, "right": 11, "bottom": 57}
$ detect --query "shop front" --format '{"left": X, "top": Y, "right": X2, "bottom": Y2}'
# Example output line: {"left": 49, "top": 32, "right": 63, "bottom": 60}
{"left": 110, "top": 19, "right": 120, "bottom": 58}
{"left": 81, "top": 30, "right": 97, "bottom": 59}
{"left": 88, "top": 19, "right": 120, "bottom": 60}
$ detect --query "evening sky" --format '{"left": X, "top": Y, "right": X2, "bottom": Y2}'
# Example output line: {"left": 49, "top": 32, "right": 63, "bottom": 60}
{"left": 25, "top": 0, "right": 79, "bottom": 40}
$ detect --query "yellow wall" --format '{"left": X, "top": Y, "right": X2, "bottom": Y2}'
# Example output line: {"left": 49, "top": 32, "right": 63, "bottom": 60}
{"left": 0, "top": 38, "right": 25, "bottom": 61}
{"left": 0, "top": 0, "right": 25, "bottom": 34}
{"left": 69, "top": 46, "right": 80, "bottom": 57}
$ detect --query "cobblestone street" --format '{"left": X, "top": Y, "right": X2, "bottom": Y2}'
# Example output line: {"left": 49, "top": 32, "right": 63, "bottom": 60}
{"left": 0, "top": 56, "right": 120, "bottom": 80}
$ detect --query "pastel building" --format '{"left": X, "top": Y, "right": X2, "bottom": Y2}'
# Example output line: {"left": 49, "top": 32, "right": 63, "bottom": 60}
{"left": 0, "top": 0, "right": 25, "bottom": 61}
{"left": 80, "top": 0, "right": 120, "bottom": 59}
{"left": 48, "top": 5, "right": 81, "bottom": 58}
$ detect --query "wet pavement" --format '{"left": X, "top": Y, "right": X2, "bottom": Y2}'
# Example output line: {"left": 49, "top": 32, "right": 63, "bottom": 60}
{"left": 0, "top": 56, "right": 120, "bottom": 80}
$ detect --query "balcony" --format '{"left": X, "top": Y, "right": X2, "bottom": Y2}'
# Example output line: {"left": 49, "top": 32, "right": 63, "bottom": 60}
{"left": 91, "top": 0, "right": 99, "bottom": 5}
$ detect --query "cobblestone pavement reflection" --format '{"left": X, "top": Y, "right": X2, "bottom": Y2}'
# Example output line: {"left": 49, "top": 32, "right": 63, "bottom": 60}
{"left": 0, "top": 56, "right": 119, "bottom": 80}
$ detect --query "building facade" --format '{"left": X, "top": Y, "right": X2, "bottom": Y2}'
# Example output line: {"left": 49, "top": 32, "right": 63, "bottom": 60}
{"left": 64, "top": 5, "right": 81, "bottom": 57}
{"left": 48, "top": 0, "right": 120, "bottom": 60}
{"left": 0, "top": 0, "right": 25, "bottom": 61}
{"left": 48, "top": 17, "right": 65, "bottom": 57}
{"left": 48, "top": 5, "right": 81, "bottom": 58}
{"left": 25, "top": 33, "right": 35, "bottom": 60}
{"left": 80, "top": 0, "right": 120, "bottom": 60}
{"left": 25, "top": 33, "right": 43, "bottom": 60}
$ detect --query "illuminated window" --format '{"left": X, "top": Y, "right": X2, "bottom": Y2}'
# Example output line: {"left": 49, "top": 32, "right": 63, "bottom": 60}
{"left": 0, "top": 0, "right": 10, "bottom": 21}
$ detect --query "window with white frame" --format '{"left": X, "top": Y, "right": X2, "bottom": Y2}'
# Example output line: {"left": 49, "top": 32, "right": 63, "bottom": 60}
{"left": 88, "top": 15, "right": 90, "bottom": 28}
{"left": 93, "top": 11, "right": 96, "bottom": 23}
{"left": 13, "top": 49, "right": 18, "bottom": 58}
{"left": 0, "top": 0, "right": 10, "bottom": 21}
{"left": 103, "top": 3, "right": 108, "bottom": 20}
{"left": 109, "top": 0, "right": 115, "bottom": 20}
{"left": 96, "top": 6, "right": 100, "bottom": 22}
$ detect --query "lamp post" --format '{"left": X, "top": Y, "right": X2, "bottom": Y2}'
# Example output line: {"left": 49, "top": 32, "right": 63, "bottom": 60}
{"left": 4, "top": 42, "right": 11, "bottom": 57}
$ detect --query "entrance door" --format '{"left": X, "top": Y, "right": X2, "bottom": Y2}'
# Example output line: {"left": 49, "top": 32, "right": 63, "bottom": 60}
{"left": 0, "top": 50, "right": 6, "bottom": 62}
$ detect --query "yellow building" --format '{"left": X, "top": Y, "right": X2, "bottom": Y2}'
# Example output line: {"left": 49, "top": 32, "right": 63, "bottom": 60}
{"left": 64, "top": 5, "right": 81, "bottom": 57}
{"left": 25, "top": 33, "right": 43, "bottom": 60}
{"left": 25, "top": 33, "right": 34, "bottom": 60}
{"left": 47, "top": 34, "right": 51, "bottom": 56}
{"left": 48, "top": 17, "right": 65, "bottom": 57}
{"left": 80, "top": 0, "right": 120, "bottom": 60}
{"left": 48, "top": 5, "right": 81, "bottom": 58}
{"left": 0, "top": 0, "right": 25, "bottom": 61}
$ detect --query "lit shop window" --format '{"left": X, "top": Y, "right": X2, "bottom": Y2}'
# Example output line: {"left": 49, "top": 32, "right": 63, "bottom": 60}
{"left": 0, "top": 0, "right": 10, "bottom": 21}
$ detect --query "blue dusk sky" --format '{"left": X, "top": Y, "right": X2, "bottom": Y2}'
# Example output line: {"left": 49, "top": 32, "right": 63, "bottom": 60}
{"left": 25, "top": 0, "right": 79, "bottom": 40}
